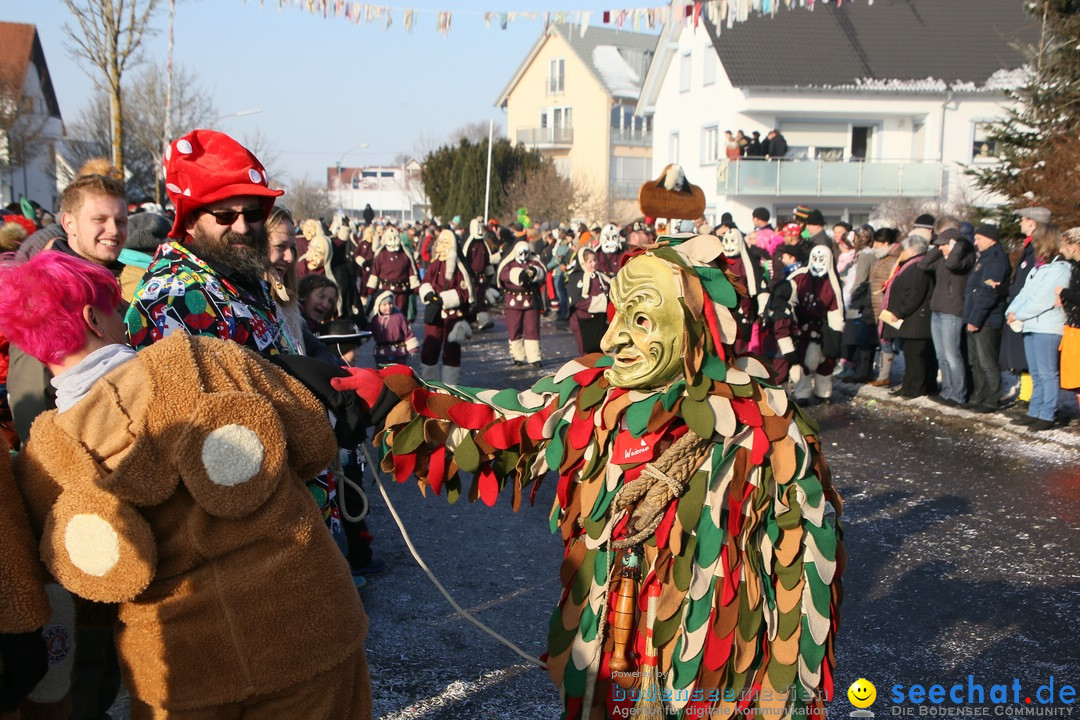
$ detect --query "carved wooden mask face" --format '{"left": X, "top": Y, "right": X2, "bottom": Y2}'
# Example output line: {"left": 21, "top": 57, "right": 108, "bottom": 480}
{"left": 601, "top": 254, "right": 686, "bottom": 389}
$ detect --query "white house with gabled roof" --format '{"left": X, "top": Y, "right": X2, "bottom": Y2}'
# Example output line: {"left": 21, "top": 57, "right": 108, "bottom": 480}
{"left": 635, "top": 0, "right": 1037, "bottom": 229}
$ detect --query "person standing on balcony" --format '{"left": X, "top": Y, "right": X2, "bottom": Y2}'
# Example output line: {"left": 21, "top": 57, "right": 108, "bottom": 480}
{"left": 746, "top": 131, "right": 765, "bottom": 158}
{"left": 764, "top": 129, "right": 788, "bottom": 159}
{"left": 724, "top": 130, "right": 740, "bottom": 161}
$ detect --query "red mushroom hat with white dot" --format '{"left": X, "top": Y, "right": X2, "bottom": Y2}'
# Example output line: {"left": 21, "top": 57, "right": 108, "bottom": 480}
{"left": 162, "top": 129, "right": 283, "bottom": 239}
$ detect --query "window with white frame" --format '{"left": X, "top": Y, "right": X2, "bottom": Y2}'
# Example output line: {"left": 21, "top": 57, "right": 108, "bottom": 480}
{"left": 701, "top": 126, "right": 719, "bottom": 165}
{"left": 679, "top": 51, "right": 692, "bottom": 92}
{"left": 548, "top": 58, "right": 565, "bottom": 94}
{"left": 670, "top": 132, "right": 680, "bottom": 163}
{"left": 972, "top": 122, "right": 999, "bottom": 163}
{"left": 702, "top": 47, "right": 716, "bottom": 86}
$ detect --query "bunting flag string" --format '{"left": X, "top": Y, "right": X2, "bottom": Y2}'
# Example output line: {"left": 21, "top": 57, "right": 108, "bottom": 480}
{"left": 249, "top": 0, "right": 856, "bottom": 36}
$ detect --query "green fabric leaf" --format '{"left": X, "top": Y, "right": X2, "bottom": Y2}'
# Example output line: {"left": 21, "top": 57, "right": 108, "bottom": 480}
{"left": 673, "top": 535, "right": 696, "bottom": 591}
{"left": 670, "top": 634, "right": 702, "bottom": 690}
{"left": 775, "top": 494, "right": 803, "bottom": 531}
{"left": 696, "top": 267, "right": 738, "bottom": 308}
{"left": 579, "top": 603, "right": 600, "bottom": 642}
{"left": 797, "top": 474, "right": 823, "bottom": 510}
{"left": 776, "top": 556, "right": 803, "bottom": 591}
{"left": 546, "top": 422, "right": 568, "bottom": 475}
{"left": 653, "top": 608, "right": 682, "bottom": 649}
{"left": 493, "top": 388, "right": 531, "bottom": 413}
{"left": 549, "top": 503, "right": 561, "bottom": 535}
{"left": 676, "top": 470, "right": 707, "bottom": 534}
{"left": 777, "top": 606, "right": 801, "bottom": 640}
{"left": 531, "top": 375, "right": 559, "bottom": 395}
{"left": 806, "top": 518, "right": 838, "bottom": 562}
{"left": 702, "top": 354, "right": 728, "bottom": 383}
{"left": 681, "top": 398, "right": 715, "bottom": 440}
{"left": 767, "top": 658, "right": 799, "bottom": 695}
{"left": 563, "top": 656, "right": 587, "bottom": 698}
{"left": 736, "top": 584, "right": 763, "bottom": 641}
{"left": 694, "top": 509, "right": 723, "bottom": 568}
{"left": 492, "top": 448, "right": 521, "bottom": 479}
{"left": 583, "top": 513, "right": 607, "bottom": 541}
{"left": 660, "top": 380, "right": 686, "bottom": 411}
{"left": 731, "top": 381, "right": 754, "bottom": 398}
{"left": 572, "top": 549, "right": 596, "bottom": 604}
{"left": 626, "top": 395, "right": 659, "bottom": 437}
{"left": 548, "top": 608, "right": 576, "bottom": 657}
{"left": 804, "top": 561, "right": 830, "bottom": 618}
{"left": 578, "top": 381, "right": 606, "bottom": 410}
{"left": 685, "top": 592, "right": 712, "bottom": 633}
{"left": 589, "top": 480, "right": 618, "bottom": 522}
{"left": 799, "top": 615, "right": 827, "bottom": 671}
{"left": 580, "top": 439, "right": 605, "bottom": 483}
{"left": 446, "top": 476, "right": 461, "bottom": 504}
{"left": 793, "top": 407, "right": 820, "bottom": 437}
{"left": 595, "top": 355, "right": 614, "bottom": 368}
{"left": 651, "top": 246, "right": 690, "bottom": 268}
{"left": 454, "top": 431, "right": 481, "bottom": 473}
{"left": 687, "top": 372, "right": 711, "bottom": 402}
{"left": 594, "top": 548, "right": 609, "bottom": 586}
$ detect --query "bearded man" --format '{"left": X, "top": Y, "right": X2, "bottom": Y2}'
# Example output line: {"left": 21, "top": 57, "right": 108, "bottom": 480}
{"left": 126, "top": 130, "right": 289, "bottom": 355}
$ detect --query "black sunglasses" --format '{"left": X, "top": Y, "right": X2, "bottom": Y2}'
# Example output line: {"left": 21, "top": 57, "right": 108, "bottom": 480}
{"left": 197, "top": 207, "right": 268, "bottom": 225}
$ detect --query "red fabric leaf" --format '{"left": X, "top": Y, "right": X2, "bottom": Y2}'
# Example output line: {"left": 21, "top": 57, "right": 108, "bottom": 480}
{"left": 331, "top": 367, "right": 384, "bottom": 410}
{"left": 567, "top": 410, "right": 595, "bottom": 450}
{"left": 720, "top": 545, "right": 740, "bottom": 607}
{"left": 732, "top": 397, "right": 762, "bottom": 428}
{"left": 524, "top": 402, "right": 553, "bottom": 441}
{"left": 703, "top": 626, "right": 734, "bottom": 671}
{"left": 750, "top": 426, "right": 768, "bottom": 466}
{"left": 427, "top": 445, "right": 447, "bottom": 495}
{"left": 822, "top": 654, "right": 834, "bottom": 700}
{"left": 572, "top": 367, "right": 605, "bottom": 386}
{"left": 702, "top": 299, "right": 727, "bottom": 361}
{"left": 654, "top": 501, "right": 679, "bottom": 549}
{"left": 477, "top": 464, "right": 499, "bottom": 506}
{"left": 446, "top": 401, "right": 495, "bottom": 430}
{"left": 379, "top": 364, "right": 414, "bottom": 378}
{"left": 482, "top": 415, "right": 526, "bottom": 450}
{"left": 393, "top": 452, "right": 416, "bottom": 484}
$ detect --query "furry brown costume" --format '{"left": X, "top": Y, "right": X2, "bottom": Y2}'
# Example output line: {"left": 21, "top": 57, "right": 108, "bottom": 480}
{"left": 14, "top": 333, "right": 371, "bottom": 719}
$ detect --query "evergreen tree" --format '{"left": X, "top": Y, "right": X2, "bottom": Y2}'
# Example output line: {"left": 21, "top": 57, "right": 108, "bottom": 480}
{"left": 421, "top": 137, "right": 549, "bottom": 222}
{"left": 970, "top": 0, "right": 1080, "bottom": 229}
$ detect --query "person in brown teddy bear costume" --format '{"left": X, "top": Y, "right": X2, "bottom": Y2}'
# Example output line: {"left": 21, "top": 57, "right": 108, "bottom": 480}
{"left": 1, "top": 251, "right": 371, "bottom": 720}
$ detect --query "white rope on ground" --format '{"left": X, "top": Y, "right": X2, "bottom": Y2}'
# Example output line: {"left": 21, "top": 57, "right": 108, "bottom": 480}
{"left": 357, "top": 443, "right": 546, "bottom": 669}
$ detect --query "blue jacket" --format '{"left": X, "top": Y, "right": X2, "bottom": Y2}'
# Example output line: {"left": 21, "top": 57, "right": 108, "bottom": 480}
{"left": 962, "top": 242, "right": 1011, "bottom": 330}
{"left": 1005, "top": 256, "right": 1070, "bottom": 335}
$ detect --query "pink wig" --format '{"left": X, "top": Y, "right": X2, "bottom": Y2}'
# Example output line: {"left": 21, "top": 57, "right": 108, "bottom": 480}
{"left": 0, "top": 251, "right": 121, "bottom": 365}
{"left": 753, "top": 227, "right": 784, "bottom": 255}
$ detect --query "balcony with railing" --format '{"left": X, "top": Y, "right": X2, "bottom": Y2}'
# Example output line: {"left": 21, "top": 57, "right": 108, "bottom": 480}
{"left": 717, "top": 158, "right": 944, "bottom": 198}
{"left": 517, "top": 126, "right": 574, "bottom": 149}
{"left": 610, "top": 127, "right": 653, "bottom": 147}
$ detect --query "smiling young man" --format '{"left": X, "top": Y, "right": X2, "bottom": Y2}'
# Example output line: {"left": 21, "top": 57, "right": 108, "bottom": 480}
{"left": 125, "top": 129, "right": 290, "bottom": 355}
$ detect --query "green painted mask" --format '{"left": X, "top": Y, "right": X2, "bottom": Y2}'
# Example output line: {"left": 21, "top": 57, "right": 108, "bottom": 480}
{"left": 601, "top": 254, "right": 686, "bottom": 389}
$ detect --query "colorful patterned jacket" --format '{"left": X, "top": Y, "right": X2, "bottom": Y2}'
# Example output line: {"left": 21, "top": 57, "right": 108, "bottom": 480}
{"left": 125, "top": 241, "right": 293, "bottom": 356}
{"left": 333, "top": 350, "right": 843, "bottom": 720}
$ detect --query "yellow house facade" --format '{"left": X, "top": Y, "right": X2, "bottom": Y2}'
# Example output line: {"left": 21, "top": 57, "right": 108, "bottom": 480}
{"left": 496, "top": 24, "right": 656, "bottom": 223}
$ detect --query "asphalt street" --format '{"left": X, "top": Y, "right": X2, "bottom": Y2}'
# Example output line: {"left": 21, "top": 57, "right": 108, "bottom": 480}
{"left": 110, "top": 314, "right": 1080, "bottom": 719}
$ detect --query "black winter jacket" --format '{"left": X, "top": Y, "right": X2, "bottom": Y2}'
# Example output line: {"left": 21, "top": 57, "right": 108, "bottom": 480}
{"left": 962, "top": 242, "right": 1011, "bottom": 330}
{"left": 883, "top": 254, "right": 934, "bottom": 340}
{"left": 918, "top": 239, "right": 975, "bottom": 316}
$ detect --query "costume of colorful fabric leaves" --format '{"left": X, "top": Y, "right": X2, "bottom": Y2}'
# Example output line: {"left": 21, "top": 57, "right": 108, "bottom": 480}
{"left": 333, "top": 235, "right": 844, "bottom": 720}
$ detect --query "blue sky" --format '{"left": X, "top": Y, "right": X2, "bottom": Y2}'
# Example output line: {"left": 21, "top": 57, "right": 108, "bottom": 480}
{"left": 4, "top": 0, "right": 659, "bottom": 183}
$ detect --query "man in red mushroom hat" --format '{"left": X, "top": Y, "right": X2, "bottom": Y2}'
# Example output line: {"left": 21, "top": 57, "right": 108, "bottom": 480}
{"left": 125, "top": 129, "right": 295, "bottom": 355}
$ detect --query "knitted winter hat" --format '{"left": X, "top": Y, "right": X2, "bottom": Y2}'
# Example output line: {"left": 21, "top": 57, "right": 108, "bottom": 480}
{"left": 973, "top": 224, "right": 1000, "bottom": 243}
{"left": 804, "top": 209, "right": 825, "bottom": 227}
{"left": 793, "top": 205, "right": 812, "bottom": 222}
{"left": 162, "top": 129, "right": 283, "bottom": 239}
{"left": 752, "top": 207, "right": 770, "bottom": 222}
{"left": 126, "top": 212, "right": 173, "bottom": 252}
{"left": 913, "top": 213, "right": 936, "bottom": 230}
